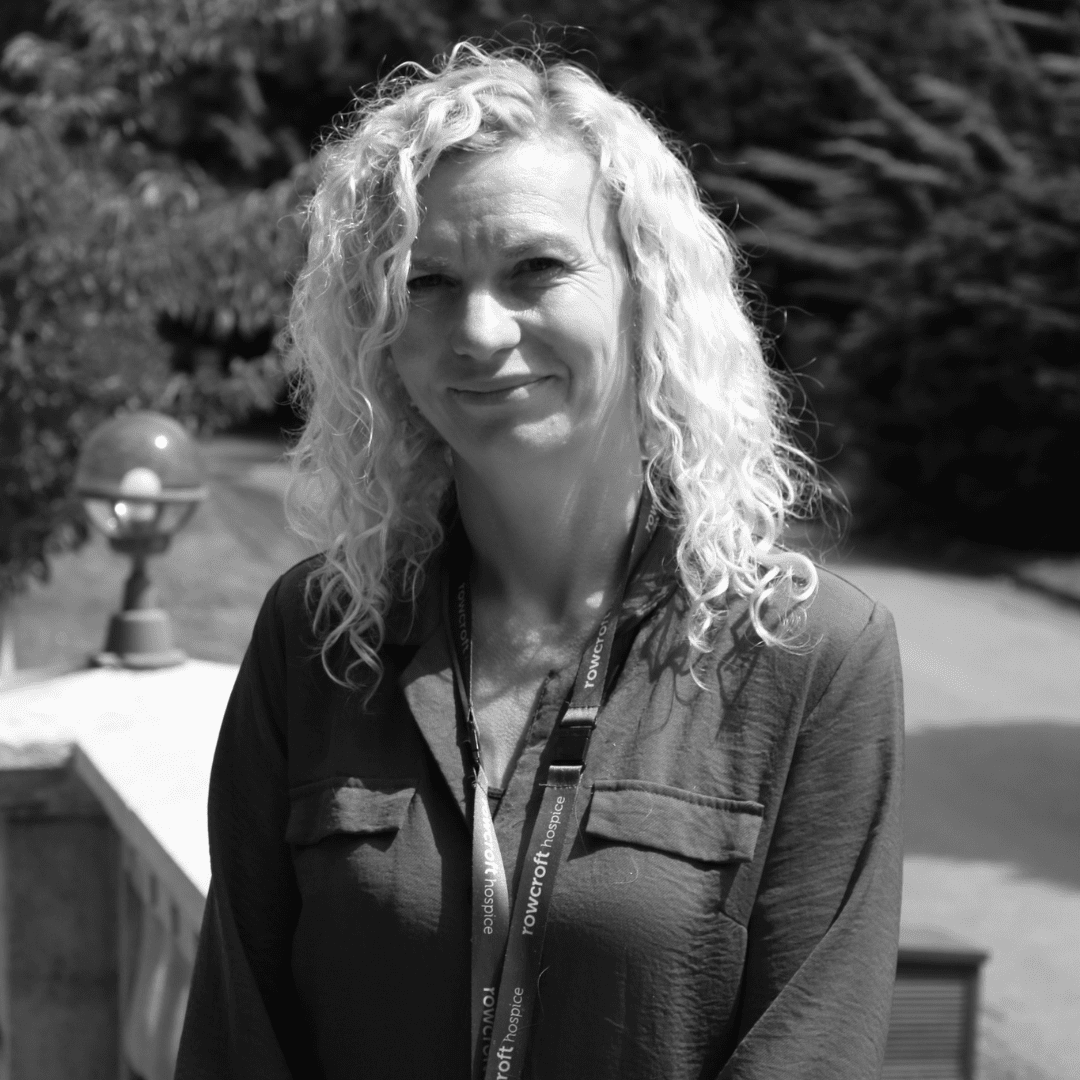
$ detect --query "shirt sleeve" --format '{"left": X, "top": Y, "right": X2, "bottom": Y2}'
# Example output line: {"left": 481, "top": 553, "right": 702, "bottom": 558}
{"left": 719, "top": 602, "right": 904, "bottom": 1079}
{"left": 175, "top": 579, "right": 313, "bottom": 1079}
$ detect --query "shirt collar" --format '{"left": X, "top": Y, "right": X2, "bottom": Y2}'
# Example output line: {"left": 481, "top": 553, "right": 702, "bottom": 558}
{"left": 390, "top": 517, "right": 682, "bottom": 824}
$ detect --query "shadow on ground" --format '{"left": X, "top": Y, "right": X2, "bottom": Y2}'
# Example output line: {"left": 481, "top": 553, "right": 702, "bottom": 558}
{"left": 787, "top": 519, "right": 1080, "bottom": 609}
{"left": 905, "top": 722, "right": 1080, "bottom": 890}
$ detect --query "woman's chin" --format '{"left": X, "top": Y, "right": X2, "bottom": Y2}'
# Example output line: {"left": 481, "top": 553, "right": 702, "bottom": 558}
{"left": 450, "top": 412, "right": 579, "bottom": 467}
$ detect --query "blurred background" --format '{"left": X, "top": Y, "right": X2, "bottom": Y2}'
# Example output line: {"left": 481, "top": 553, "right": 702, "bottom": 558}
{"left": 4, "top": 0, "right": 1080, "bottom": 657}
{"left": 1, "top": 1, "right": 1078, "bottom": 1078}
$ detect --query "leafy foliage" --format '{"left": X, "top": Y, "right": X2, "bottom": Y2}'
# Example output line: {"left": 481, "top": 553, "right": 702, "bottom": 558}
{"left": 697, "top": 10, "right": 1080, "bottom": 547}
{"left": 2, "top": 0, "right": 1079, "bottom": 601}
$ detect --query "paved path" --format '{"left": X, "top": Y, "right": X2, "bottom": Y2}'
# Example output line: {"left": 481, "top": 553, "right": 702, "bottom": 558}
{"left": 835, "top": 563, "right": 1080, "bottom": 729}
{"left": 834, "top": 562, "right": 1080, "bottom": 1080}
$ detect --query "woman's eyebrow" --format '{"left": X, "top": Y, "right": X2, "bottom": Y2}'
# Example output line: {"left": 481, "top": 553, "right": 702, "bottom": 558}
{"left": 408, "top": 235, "right": 581, "bottom": 270}
{"left": 503, "top": 234, "right": 578, "bottom": 259}
{"left": 408, "top": 254, "right": 451, "bottom": 273}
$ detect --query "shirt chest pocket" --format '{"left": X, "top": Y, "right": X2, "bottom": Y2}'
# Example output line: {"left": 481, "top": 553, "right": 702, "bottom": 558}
{"left": 556, "top": 779, "right": 764, "bottom": 941}
{"left": 584, "top": 779, "right": 764, "bottom": 864}
{"left": 286, "top": 777, "right": 417, "bottom": 846}
{"left": 286, "top": 777, "right": 445, "bottom": 942}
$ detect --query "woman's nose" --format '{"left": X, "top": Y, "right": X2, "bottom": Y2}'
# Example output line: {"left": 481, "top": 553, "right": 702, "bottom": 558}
{"left": 449, "top": 288, "right": 520, "bottom": 362}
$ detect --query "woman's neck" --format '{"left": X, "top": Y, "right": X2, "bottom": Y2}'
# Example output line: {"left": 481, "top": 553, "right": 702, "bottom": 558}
{"left": 453, "top": 444, "right": 645, "bottom": 633}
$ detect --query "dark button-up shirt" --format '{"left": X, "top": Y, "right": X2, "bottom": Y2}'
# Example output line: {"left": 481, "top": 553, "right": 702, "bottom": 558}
{"left": 177, "top": 526, "right": 903, "bottom": 1079}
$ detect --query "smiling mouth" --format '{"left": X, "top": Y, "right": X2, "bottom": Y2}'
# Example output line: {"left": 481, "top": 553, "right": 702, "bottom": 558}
{"left": 450, "top": 376, "right": 552, "bottom": 401}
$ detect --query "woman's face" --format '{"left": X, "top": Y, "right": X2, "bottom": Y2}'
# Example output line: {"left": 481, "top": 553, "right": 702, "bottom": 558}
{"left": 389, "top": 137, "right": 639, "bottom": 472}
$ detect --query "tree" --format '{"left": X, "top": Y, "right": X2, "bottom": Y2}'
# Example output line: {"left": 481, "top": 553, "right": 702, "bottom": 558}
{"left": 0, "top": 1, "right": 311, "bottom": 611}
{"left": 697, "top": 7, "right": 1080, "bottom": 547}
{"left": 3, "top": 0, "right": 1079, "bottom": 628}
{"left": 0, "top": 0, "right": 486, "bottom": 615}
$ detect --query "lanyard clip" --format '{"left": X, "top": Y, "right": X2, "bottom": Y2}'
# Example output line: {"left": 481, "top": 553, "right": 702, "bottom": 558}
{"left": 551, "top": 706, "right": 598, "bottom": 766}
{"left": 463, "top": 716, "right": 483, "bottom": 777}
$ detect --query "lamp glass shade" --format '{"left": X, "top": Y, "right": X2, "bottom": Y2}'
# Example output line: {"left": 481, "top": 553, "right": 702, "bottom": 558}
{"left": 75, "top": 412, "right": 207, "bottom": 540}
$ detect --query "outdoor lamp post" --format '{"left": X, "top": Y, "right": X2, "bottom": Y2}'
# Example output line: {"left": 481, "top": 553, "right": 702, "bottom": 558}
{"left": 74, "top": 411, "right": 208, "bottom": 669}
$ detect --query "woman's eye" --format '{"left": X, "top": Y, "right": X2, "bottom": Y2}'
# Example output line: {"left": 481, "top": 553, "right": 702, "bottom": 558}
{"left": 516, "top": 257, "right": 563, "bottom": 278}
{"left": 407, "top": 274, "right": 450, "bottom": 293}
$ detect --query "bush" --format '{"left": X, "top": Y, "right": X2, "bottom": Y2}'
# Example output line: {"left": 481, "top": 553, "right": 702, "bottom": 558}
{"left": 3, "top": 0, "right": 1079, "bottom": 608}
{"left": 691, "top": 8, "right": 1080, "bottom": 548}
{"left": 0, "top": 5, "right": 309, "bottom": 600}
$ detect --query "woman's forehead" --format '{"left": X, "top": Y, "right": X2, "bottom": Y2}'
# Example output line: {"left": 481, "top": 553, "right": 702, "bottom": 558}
{"left": 412, "top": 139, "right": 616, "bottom": 259}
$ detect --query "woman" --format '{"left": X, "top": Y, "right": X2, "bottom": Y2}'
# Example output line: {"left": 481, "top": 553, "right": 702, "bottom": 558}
{"left": 177, "top": 44, "right": 903, "bottom": 1080}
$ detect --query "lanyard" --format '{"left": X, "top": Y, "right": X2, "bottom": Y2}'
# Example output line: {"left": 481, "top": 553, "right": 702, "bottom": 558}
{"left": 446, "top": 490, "right": 658, "bottom": 1080}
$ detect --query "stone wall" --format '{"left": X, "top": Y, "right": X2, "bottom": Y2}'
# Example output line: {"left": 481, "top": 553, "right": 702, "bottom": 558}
{"left": 0, "top": 763, "right": 121, "bottom": 1080}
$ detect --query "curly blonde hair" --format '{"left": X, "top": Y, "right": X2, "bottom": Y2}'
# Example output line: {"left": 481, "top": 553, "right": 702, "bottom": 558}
{"left": 286, "top": 42, "right": 819, "bottom": 685}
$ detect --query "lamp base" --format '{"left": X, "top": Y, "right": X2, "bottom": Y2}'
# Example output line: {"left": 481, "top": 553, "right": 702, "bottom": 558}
{"left": 96, "top": 609, "right": 186, "bottom": 670}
